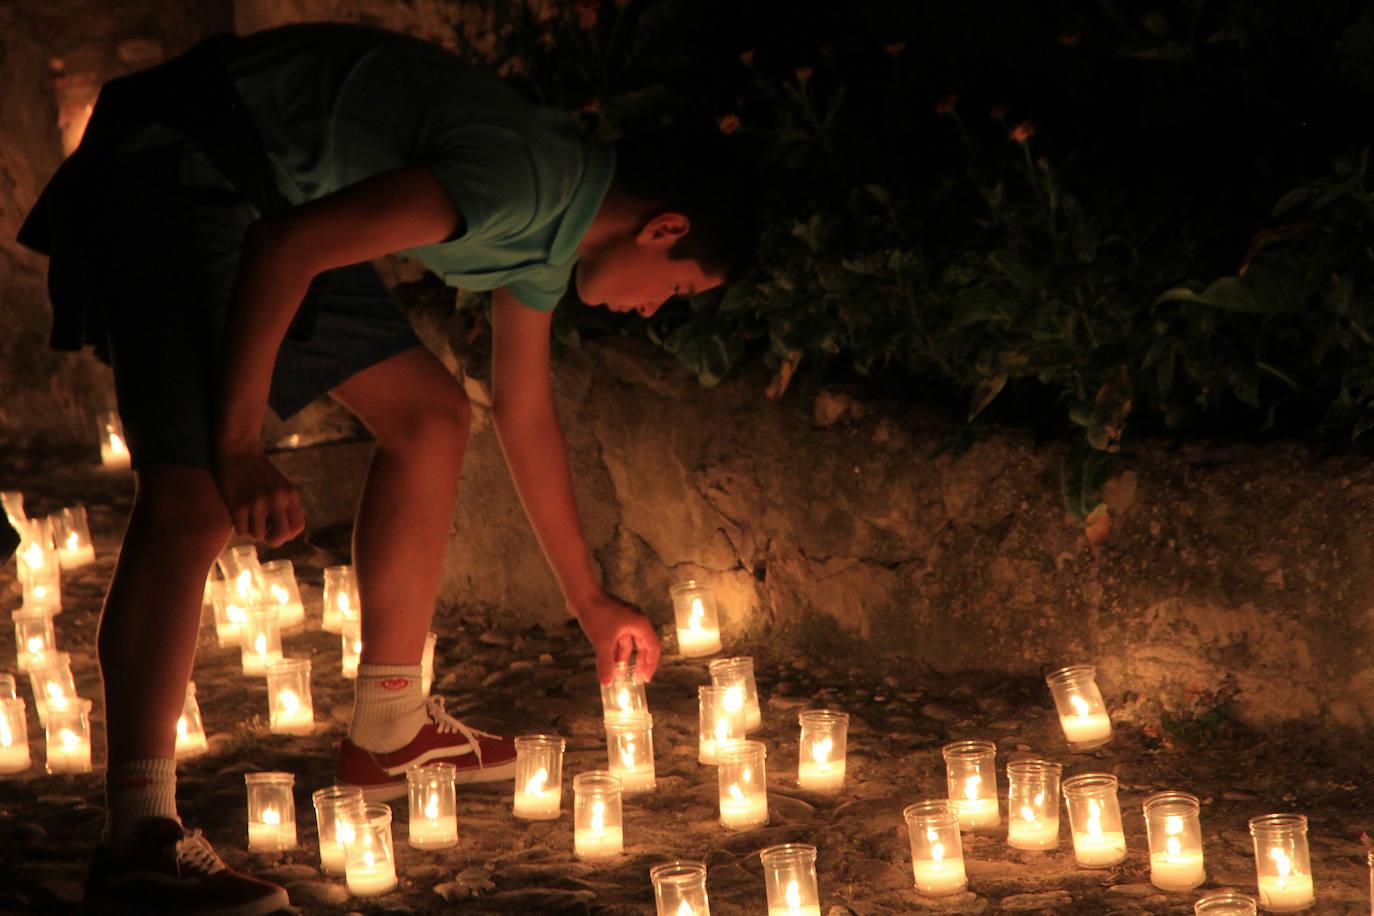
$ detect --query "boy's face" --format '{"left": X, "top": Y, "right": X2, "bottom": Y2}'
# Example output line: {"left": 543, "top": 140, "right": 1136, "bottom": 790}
{"left": 576, "top": 212, "right": 724, "bottom": 317}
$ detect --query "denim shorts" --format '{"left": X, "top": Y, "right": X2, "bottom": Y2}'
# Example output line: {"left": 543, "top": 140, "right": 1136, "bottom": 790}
{"left": 96, "top": 136, "right": 420, "bottom": 470}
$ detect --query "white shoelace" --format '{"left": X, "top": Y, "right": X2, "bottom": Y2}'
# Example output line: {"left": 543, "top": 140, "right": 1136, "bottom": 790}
{"left": 175, "top": 831, "right": 226, "bottom": 876}
{"left": 425, "top": 695, "right": 496, "bottom": 766}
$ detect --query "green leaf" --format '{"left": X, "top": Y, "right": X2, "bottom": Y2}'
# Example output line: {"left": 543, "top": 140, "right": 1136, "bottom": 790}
{"left": 1155, "top": 277, "right": 1270, "bottom": 314}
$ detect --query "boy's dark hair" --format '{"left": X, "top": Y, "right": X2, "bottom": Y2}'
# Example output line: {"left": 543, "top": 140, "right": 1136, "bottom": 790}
{"left": 612, "top": 123, "right": 762, "bottom": 281}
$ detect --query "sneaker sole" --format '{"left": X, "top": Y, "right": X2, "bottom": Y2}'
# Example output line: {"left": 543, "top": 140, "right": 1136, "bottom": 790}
{"left": 345, "top": 757, "right": 518, "bottom": 804}
{"left": 84, "top": 886, "right": 290, "bottom": 916}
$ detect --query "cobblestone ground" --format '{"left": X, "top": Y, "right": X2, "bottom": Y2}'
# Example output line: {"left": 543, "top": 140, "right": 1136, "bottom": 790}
{"left": 1, "top": 445, "right": 1372, "bottom": 914}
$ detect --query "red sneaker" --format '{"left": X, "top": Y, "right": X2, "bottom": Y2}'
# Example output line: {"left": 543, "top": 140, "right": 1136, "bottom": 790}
{"left": 336, "top": 696, "right": 517, "bottom": 802}
{"left": 83, "top": 818, "right": 289, "bottom": 915}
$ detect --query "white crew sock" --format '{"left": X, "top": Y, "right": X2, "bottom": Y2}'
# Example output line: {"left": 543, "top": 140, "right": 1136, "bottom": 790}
{"left": 349, "top": 663, "right": 427, "bottom": 753}
{"left": 104, "top": 758, "right": 180, "bottom": 853}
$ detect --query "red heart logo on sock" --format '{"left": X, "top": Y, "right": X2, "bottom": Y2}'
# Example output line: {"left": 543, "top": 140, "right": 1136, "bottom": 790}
{"left": 379, "top": 677, "right": 411, "bottom": 691}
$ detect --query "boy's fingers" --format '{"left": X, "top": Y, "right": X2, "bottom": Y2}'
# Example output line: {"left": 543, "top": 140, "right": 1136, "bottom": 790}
{"left": 232, "top": 507, "right": 251, "bottom": 539}
{"left": 286, "top": 501, "right": 306, "bottom": 539}
{"left": 595, "top": 645, "right": 615, "bottom": 686}
{"left": 633, "top": 620, "right": 660, "bottom": 682}
{"left": 249, "top": 502, "right": 268, "bottom": 542}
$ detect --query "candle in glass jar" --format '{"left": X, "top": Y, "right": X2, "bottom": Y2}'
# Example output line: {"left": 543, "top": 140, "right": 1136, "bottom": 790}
{"left": 708, "top": 657, "right": 763, "bottom": 732}
{"left": 245, "top": 772, "right": 297, "bottom": 852}
{"left": 796, "top": 710, "right": 848, "bottom": 793}
{"left": 312, "top": 785, "right": 364, "bottom": 876}
{"left": 718, "top": 741, "right": 769, "bottom": 830}
{"left": 905, "top": 800, "right": 968, "bottom": 897}
{"left": 247, "top": 806, "right": 296, "bottom": 851}
{"left": 99, "top": 410, "right": 131, "bottom": 470}
{"left": 341, "top": 620, "right": 362, "bottom": 679}
{"left": 1145, "top": 792, "right": 1206, "bottom": 891}
{"left": 698, "top": 686, "right": 746, "bottom": 765}
{"left": 1064, "top": 773, "right": 1127, "bottom": 868}
{"left": 174, "top": 681, "right": 208, "bottom": 759}
{"left": 0, "top": 697, "right": 31, "bottom": 773}
{"left": 606, "top": 713, "right": 656, "bottom": 794}
{"left": 1006, "top": 759, "right": 1061, "bottom": 851}
{"left": 322, "top": 565, "right": 359, "bottom": 634}
{"left": 1250, "top": 814, "right": 1315, "bottom": 912}
{"left": 265, "top": 658, "right": 314, "bottom": 735}
{"left": 573, "top": 772, "right": 624, "bottom": 860}
{"left": 344, "top": 804, "right": 398, "bottom": 896}
{"left": 259, "top": 560, "right": 305, "bottom": 631}
{"left": 670, "top": 580, "right": 722, "bottom": 657}
{"left": 45, "top": 698, "right": 93, "bottom": 774}
{"left": 513, "top": 735, "right": 565, "bottom": 820}
{"left": 761, "top": 844, "right": 822, "bottom": 916}
{"left": 1046, "top": 665, "right": 1114, "bottom": 749}
{"left": 407, "top": 763, "right": 458, "bottom": 849}
{"left": 13, "top": 608, "right": 57, "bottom": 672}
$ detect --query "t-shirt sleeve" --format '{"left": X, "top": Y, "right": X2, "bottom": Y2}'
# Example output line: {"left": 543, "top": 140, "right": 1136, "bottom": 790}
{"left": 416, "top": 124, "right": 541, "bottom": 245}
{"left": 504, "top": 264, "right": 572, "bottom": 312}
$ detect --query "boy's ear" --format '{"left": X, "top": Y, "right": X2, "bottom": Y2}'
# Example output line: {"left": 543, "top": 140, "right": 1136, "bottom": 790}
{"left": 636, "top": 212, "right": 691, "bottom": 247}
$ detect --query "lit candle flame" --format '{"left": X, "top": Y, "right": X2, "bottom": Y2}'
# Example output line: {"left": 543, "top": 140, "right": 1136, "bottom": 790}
{"left": 964, "top": 773, "right": 982, "bottom": 801}
{"left": 46, "top": 681, "right": 67, "bottom": 702}
{"left": 227, "top": 604, "right": 247, "bottom": 625}
{"left": 724, "top": 685, "right": 744, "bottom": 713}
{"left": 26, "top": 635, "right": 46, "bottom": 655}
{"left": 59, "top": 728, "right": 78, "bottom": 750}
{"left": 619, "top": 736, "right": 637, "bottom": 769}
{"left": 728, "top": 783, "right": 745, "bottom": 802}
{"left": 928, "top": 825, "right": 945, "bottom": 863}
{"left": 362, "top": 849, "right": 375, "bottom": 868}
{"left": 176, "top": 716, "right": 188, "bottom": 740}
{"left": 32, "top": 584, "right": 51, "bottom": 601}
{"left": 1166, "top": 836, "right": 1182, "bottom": 858}
{"left": 1020, "top": 804, "right": 1037, "bottom": 824}
{"left": 336, "top": 817, "right": 355, "bottom": 847}
{"left": 676, "top": 900, "right": 695, "bottom": 916}
{"left": 108, "top": 432, "right": 128, "bottom": 457}
{"left": 811, "top": 735, "right": 833, "bottom": 764}
{"left": 278, "top": 689, "right": 300, "bottom": 716}
{"left": 616, "top": 687, "right": 631, "bottom": 712}
{"left": 22, "top": 542, "right": 44, "bottom": 571}
{"left": 235, "top": 570, "right": 254, "bottom": 601}
{"left": 425, "top": 792, "right": 439, "bottom": 821}
{"left": 270, "top": 583, "right": 290, "bottom": 605}
{"left": 254, "top": 633, "right": 267, "bottom": 657}
{"left": 1087, "top": 798, "right": 1103, "bottom": 838}
{"left": 65, "top": 532, "right": 79, "bottom": 552}
{"left": 262, "top": 807, "right": 280, "bottom": 826}
{"left": 526, "top": 767, "right": 548, "bottom": 798}
{"left": 714, "top": 716, "right": 730, "bottom": 742}
{"left": 337, "top": 592, "right": 352, "bottom": 615}
{"left": 688, "top": 596, "right": 705, "bottom": 631}
{"left": 1270, "top": 847, "right": 1292, "bottom": 885}
{"left": 590, "top": 799, "right": 605, "bottom": 834}
{"left": 0, "top": 715, "right": 11, "bottom": 747}
{"left": 785, "top": 879, "right": 802, "bottom": 913}
{"left": 1070, "top": 694, "right": 1091, "bottom": 718}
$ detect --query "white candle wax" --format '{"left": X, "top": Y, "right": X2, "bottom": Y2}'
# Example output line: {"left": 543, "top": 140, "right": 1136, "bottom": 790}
{"left": 0, "top": 742, "right": 31, "bottom": 773}
{"left": 320, "top": 840, "right": 347, "bottom": 875}
{"left": 1072, "top": 830, "right": 1127, "bottom": 867}
{"left": 101, "top": 434, "right": 131, "bottom": 469}
{"left": 46, "top": 730, "right": 91, "bottom": 773}
{"left": 241, "top": 644, "right": 282, "bottom": 676}
{"left": 346, "top": 857, "right": 397, "bottom": 896}
{"left": 1059, "top": 712, "right": 1112, "bottom": 745}
{"left": 744, "top": 705, "right": 763, "bottom": 731}
{"left": 912, "top": 858, "right": 968, "bottom": 896}
{"left": 409, "top": 815, "right": 458, "bottom": 848}
{"left": 270, "top": 689, "right": 313, "bottom": 735}
{"left": 677, "top": 625, "right": 722, "bottom": 657}
{"left": 955, "top": 796, "right": 1000, "bottom": 829}
{"left": 514, "top": 790, "right": 561, "bottom": 819}
{"left": 1148, "top": 850, "right": 1206, "bottom": 890}
{"left": 1007, "top": 816, "right": 1059, "bottom": 850}
{"left": 768, "top": 907, "right": 822, "bottom": 916}
{"left": 797, "top": 759, "right": 846, "bottom": 792}
{"left": 247, "top": 819, "right": 296, "bottom": 852}
{"left": 719, "top": 789, "right": 768, "bottom": 829}
{"left": 610, "top": 762, "right": 656, "bottom": 794}
{"left": 1257, "top": 874, "right": 1315, "bottom": 911}
{"left": 574, "top": 825, "right": 624, "bottom": 859}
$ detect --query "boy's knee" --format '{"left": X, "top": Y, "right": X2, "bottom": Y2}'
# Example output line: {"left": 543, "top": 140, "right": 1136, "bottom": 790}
{"left": 372, "top": 381, "right": 471, "bottom": 459}
{"left": 131, "top": 470, "right": 232, "bottom": 553}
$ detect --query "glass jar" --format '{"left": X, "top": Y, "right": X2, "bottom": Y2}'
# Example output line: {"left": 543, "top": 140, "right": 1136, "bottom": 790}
{"left": 942, "top": 739, "right": 1001, "bottom": 830}
{"left": 312, "top": 785, "right": 365, "bottom": 875}
{"left": 340, "top": 618, "right": 363, "bottom": 679}
{"left": 239, "top": 606, "right": 283, "bottom": 676}
{"left": 600, "top": 660, "right": 649, "bottom": 722}
{"left": 1006, "top": 758, "right": 1062, "bottom": 850}
{"left": 244, "top": 772, "right": 296, "bottom": 852}
{"left": 903, "top": 799, "right": 967, "bottom": 896}
{"left": 0, "top": 696, "right": 31, "bottom": 774}
{"left": 13, "top": 607, "right": 57, "bottom": 673}
{"left": 344, "top": 803, "right": 397, "bottom": 896}
{"left": 45, "top": 696, "right": 92, "bottom": 774}
{"left": 796, "top": 709, "right": 849, "bottom": 794}
{"left": 717, "top": 740, "right": 769, "bottom": 830}
{"left": 174, "top": 681, "right": 208, "bottom": 759}
{"left": 259, "top": 560, "right": 305, "bottom": 631}
{"left": 99, "top": 409, "right": 131, "bottom": 469}
{"left": 1144, "top": 791, "right": 1206, "bottom": 892}
{"left": 573, "top": 771, "right": 624, "bottom": 859}
{"left": 322, "top": 564, "right": 359, "bottom": 634}
{"left": 265, "top": 658, "right": 314, "bottom": 735}
{"left": 1195, "top": 891, "right": 1259, "bottom": 915}
{"left": 669, "top": 579, "right": 722, "bottom": 657}
{"left": 606, "top": 712, "right": 656, "bottom": 794}
{"left": 698, "top": 685, "right": 747, "bottom": 765}
{"left": 52, "top": 505, "right": 95, "bottom": 569}
{"left": 1062, "top": 773, "right": 1127, "bottom": 867}
{"left": 1046, "top": 664, "right": 1113, "bottom": 750}
{"left": 209, "top": 579, "right": 249, "bottom": 648}
{"left": 1249, "top": 814, "right": 1315, "bottom": 912}
{"left": 651, "top": 861, "right": 711, "bottom": 916}
{"left": 29, "top": 651, "right": 76, "bottom": 727}
{"left": 759, "top": 844, "right": 821, "bottom": 915}
{"left": 708, "top": 656, "right": 762, "bottom": 732}
{"left": 407, "top": 762, "right": 458, "bottom": 849}
{"left": 513, "top": 734, "right": 565, "bottom": 820}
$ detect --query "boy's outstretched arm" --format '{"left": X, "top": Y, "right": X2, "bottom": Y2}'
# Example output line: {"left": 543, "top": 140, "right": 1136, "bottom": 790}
{"left": 490, "top": 288, "right": 661, "bottom": 684}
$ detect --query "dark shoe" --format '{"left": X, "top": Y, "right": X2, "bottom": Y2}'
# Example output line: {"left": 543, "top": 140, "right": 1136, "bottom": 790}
{"left": 83, "top": 818, "right": 289, "bottom": 915}
{"left": 336, "top": 696, "right": 517, "bottom": 801}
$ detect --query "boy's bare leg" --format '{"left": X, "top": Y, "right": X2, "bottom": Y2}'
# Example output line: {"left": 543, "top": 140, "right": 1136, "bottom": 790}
{"left": 329, "top": 347, "right": 470, "bottom": 750}
{"left": 96, "top": 467, "right": 230, "bottom": 843}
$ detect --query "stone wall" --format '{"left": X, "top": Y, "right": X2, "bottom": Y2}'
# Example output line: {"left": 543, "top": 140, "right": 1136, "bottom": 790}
{"left": 274, "top": 326, "right": 1374, "bottom": 732}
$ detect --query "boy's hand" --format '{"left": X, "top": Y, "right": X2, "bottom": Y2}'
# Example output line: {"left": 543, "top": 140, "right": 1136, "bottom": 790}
{"left": 213, "top": 450, "right": 305, "bottom": 547}
{"left": 571, "top": 589, "right": 661, "bottom": 686}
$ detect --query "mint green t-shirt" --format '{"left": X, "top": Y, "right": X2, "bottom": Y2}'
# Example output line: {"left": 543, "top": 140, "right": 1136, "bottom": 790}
{"left": 222, "top": 22, "right": 615, "bottom": 311}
